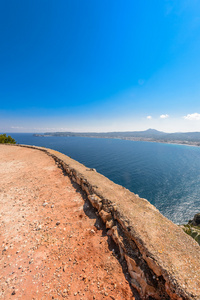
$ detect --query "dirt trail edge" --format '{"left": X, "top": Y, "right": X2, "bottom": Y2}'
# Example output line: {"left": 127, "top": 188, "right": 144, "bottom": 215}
{"left": 0, "top": 145, "right": 136, "bottom": 300}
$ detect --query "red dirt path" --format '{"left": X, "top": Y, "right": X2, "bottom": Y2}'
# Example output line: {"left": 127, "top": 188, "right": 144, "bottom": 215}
{"left": 0, "top": 145, "right": 136, "bottom": 300}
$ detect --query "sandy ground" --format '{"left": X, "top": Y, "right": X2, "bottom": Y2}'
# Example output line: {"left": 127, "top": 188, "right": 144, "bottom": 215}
{"left": 0, "top": 145, "right": 136, "bottom": 300}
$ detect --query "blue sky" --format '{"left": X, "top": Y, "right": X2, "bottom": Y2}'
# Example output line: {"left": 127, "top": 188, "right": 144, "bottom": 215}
{"left": 1, "top": 0, "right": 200, "bottom": 133}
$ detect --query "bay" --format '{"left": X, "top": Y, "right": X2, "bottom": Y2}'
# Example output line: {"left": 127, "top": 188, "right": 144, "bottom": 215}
{"left": 9, "top": 133, "right": 200, "bottom": 224}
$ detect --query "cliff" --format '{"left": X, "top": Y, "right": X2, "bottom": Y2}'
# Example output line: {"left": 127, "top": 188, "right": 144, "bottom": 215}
{"left": 0, "top": 145, "right": 134, "bottom": 299}
{"left": 6, "top": 144, "right": 200, "bottom": 299}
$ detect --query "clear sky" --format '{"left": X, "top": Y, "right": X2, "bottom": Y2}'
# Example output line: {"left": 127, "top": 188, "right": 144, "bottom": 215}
{"left": 1, "top": 0, "right": 200, "bottom": 133}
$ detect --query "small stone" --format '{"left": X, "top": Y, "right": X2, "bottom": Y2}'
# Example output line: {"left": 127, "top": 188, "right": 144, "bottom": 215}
{"left": 11, "top": 290, "right": 16, "bottom": 295}
{"left": 42, "top": 202, "right": 48, "bottom": 207}
{"left": 37, "top": 225, "right": 42, "bottom": 230}
{"left": 63, "top": 265, "right": 67, "bottom": 272}
{"left": 56, "top": 221, "right": 60, "bottom": 226}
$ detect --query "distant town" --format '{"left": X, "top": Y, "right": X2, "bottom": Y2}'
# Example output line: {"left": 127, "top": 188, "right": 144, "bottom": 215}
{"left": 34, "top": 128, "right": 200, "bottom": 146}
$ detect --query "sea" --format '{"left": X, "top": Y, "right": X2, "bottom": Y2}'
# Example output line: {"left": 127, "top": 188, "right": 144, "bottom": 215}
{"left": 8, "top": 133, "right": 200, "bottom": 225}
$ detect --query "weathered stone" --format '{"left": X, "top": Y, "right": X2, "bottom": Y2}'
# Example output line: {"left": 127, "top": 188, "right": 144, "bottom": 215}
{"left": 165, "top": 282, "right": 183, "bottom": 300}
{"left": 88, "top": 194, "right": 102, "bottom": 211}
{"left": 125, "top": 254, "right": 158, "bottom": 299}
{"left": 106, "top": 219, "right": 114, "bottom": 229}
{"left": 125, "top": 255, "right": 142, "bottom": 275}
{"left": 81, "top": 184, "right": 90, "bottom": 195}
{"left": 142, "top": 253, "right": 162, "bottom": 277}
{"left": 99, "top": 210, "right": 112, "bottom": 223}
{"left": 76, "top": 176, "right": 82, "bottom": 186}
{"left": 107, "top": 226, "right": 125, "bottom": 253}
{"left": 64, "top": 167, "right": 70, "bottom": 173}
{"left": 71, "top": 176, "right": 76, "bottom": 183}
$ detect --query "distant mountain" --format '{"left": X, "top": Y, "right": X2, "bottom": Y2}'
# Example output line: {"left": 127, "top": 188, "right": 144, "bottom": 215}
{"left": 33, "top": 129, "right": 200, "bottom": 146}
{"left": 35, "top": 128, "right": 167, "bottom": 138}
{"left": 165, "top": 132, "right": 200, "bottom": 142}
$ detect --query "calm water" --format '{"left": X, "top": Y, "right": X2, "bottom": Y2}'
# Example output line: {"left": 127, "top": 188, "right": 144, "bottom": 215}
{"left": 8, "top": 133, "right": 200, "bottom": 224}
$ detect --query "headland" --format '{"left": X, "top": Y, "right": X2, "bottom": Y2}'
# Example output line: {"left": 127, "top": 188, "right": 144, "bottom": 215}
{"left": 34, "top": 129, "right": 200, "bottom": 147}
{"left": 1, "top": 144, "right": 200, "bottom": 299}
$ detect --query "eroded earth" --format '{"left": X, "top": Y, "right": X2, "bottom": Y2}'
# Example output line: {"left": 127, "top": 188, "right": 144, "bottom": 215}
{"left": 0, "top": 145, "right": 136, "bottom": 300}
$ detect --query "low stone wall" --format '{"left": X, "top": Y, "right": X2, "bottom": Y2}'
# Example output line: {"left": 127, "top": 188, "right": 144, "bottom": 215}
{"left": 12, "top": 145, "right": 200, "bottom": 299}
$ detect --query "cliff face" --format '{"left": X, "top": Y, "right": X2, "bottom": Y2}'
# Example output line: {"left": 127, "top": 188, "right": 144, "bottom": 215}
{"left": 7, "top": 144, "right": 200, "bottom": 299}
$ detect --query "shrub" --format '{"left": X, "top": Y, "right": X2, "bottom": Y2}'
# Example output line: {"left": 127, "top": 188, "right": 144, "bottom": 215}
{"left": 0, "top": 134, "right": 16, "bottom": 144}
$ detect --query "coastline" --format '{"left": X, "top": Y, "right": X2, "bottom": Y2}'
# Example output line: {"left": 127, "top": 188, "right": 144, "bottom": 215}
{"left": 34, "top": 133, "right": 200, "bottom": 147}
{"left": 11, "top": 132, "right": 200, "bottom": 225}
{"left": 120, "top": 137, "right": 200, "bottom": 147}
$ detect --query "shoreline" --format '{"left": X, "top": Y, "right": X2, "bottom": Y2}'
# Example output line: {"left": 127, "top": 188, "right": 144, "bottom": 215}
{"left": 34, "top": 134, "right": 200, "bottom": 148}
{"left": 120, "top": 137, "right": 200, "bottom": 147}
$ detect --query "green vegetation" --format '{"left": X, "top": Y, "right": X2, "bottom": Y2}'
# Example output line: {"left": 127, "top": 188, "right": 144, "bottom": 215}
{"left": 181, "top": 224, "right": 200, "bottom": 245}
{"left": 0, "top": 134, "right": 16, "bottom": 144}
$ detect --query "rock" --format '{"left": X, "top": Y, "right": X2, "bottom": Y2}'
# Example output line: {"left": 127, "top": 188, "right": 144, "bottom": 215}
{"left": 63, "top": 265, "right": 67, "bottom": 272}
{"left": 99, "top": 210, "right": 112, "bottom": 223}
{"left": 106, "top": 219, "right": 114, "bottom": 229}
{"left": 88, "top": 194, "right": 102, "bottom": 211}
{"left": 87, "top": 168, "right": 96, "bottom": 172}
{"left": 56, "top": 221, "right": 60, "bottom": 226}
{"left": 189, "top": 213, "right": 200, "bottom": 226}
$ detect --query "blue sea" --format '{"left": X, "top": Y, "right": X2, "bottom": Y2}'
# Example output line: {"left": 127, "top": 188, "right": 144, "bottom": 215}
{"left": 9, "top": 133, "right": 200, "bottom": 224}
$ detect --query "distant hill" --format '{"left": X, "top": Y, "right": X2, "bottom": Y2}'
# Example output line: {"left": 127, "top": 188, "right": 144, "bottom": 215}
{"left": 33, "top": 129, "right": 200, "bottom": 146}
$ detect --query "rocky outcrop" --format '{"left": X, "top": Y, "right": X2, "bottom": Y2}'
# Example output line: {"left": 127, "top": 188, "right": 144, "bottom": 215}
{"left": 10, "top": 144, "right": 200, "bottom": 300}
{"left": 181, "top": 213, "right": 200, "bottom": 245}
{"left": 189, "top": 213, "right": 200, "bottom": 226}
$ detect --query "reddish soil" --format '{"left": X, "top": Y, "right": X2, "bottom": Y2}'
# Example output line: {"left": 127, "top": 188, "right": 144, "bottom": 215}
{"left": 0, "top": 145, "right": 136, "bottom": 300}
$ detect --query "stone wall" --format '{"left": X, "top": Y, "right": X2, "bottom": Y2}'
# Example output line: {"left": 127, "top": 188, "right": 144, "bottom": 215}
{"left": 13, "top": 145, "right": 200, "bottom": 299}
